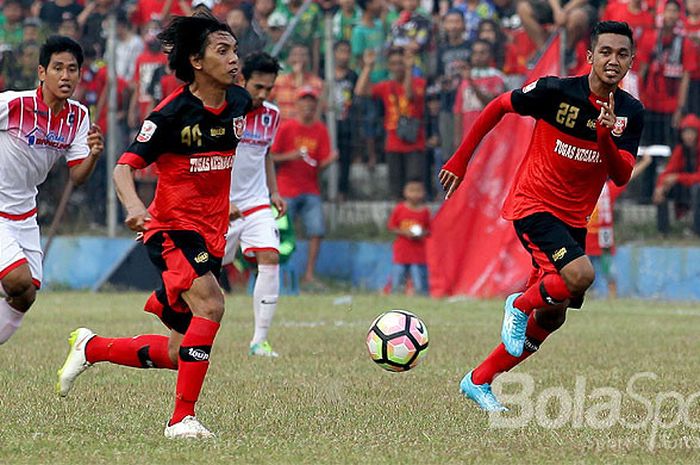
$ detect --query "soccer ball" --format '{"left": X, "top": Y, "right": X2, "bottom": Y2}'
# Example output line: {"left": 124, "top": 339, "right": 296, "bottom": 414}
{"left": 366, "top": 310, "right": 429, "bottom": 372}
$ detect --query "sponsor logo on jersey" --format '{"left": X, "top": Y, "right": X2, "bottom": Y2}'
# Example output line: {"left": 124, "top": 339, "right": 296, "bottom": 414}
{"left": 194, "top": 251, "right": 209, "bottom": 263}
{"left": 612, "top": 116, "right": 627, "bottom": 137}
{"left": 210, "top": 127, "right": 225, "bottom": 137}
{"left": 554, "top": 139, "right": 601, "bottom": 163}
{"left": 262, "top": 114, "right": 273, "bottom": 127}
{"left": 67, "top": 112, "right": 75, "bottom": 126}
{"left": 137, "top": 120, "right": 157, "bottom": 143}
{"left": 587, "top": 119, "right": 597, "bottom": 130}
{"left": 552, "top": 247, "right": 567, "bottom": 262}
{"left": 26, "top": 127, "right": 70, "bottom": 149}
{"left": 189, "top": 155, "right": 234, "bottom": 173}
{"left": 522, "top": 80, "right": 538, "bottom": 93}
{"left": 233, "top": 116, "right": 246, "bottom": 139}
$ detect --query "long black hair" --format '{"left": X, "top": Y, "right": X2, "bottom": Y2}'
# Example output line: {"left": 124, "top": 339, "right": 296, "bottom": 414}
{"left": 157, "top": 15, "right": 236, "bottom": 83}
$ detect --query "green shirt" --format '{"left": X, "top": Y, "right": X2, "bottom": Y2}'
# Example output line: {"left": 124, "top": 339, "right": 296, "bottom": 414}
{"left": 350, "top": 18, "right": 388, "bottom": 83}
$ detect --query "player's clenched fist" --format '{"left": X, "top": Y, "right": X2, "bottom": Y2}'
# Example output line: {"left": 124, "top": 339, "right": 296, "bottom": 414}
{"left": 124, "top": 206, "right": 151, "bottom": 232}
{"left": 439, "top": 169, "right": 462, "bottom": 200}
{"left": 87, "top": 124, "right": 104, "bottom": 157}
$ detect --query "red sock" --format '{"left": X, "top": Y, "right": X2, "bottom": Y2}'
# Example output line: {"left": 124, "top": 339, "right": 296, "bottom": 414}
{"left": 170, "top": 316, "right": 220, "bottom": 426}
{"left": 514, "top": 273, "right": 572, "bottom": 315}
{"left": 471, "top": 314, "right": 552, "bottom": 385}
{"left": 85, "top": 334, "right": 176, "bottom": 369}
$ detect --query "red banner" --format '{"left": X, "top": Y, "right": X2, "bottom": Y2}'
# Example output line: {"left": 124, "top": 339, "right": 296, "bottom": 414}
{"left": 427, "top": 35, "right": 563, "bottom": 298}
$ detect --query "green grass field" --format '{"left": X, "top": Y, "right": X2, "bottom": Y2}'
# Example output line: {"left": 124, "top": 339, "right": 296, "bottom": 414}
{"left": 1, "top": 292, "right": 699, "bottom": 464}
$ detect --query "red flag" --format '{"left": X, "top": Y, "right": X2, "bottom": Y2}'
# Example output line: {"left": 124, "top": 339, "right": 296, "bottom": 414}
{"left": 427, "top": 34, "right": 563, "bottom": 298}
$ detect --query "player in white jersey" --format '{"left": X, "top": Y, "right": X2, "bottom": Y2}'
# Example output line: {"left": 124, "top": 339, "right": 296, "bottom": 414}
{"left": 0, "top": 36, "right": 104, "bottom": 345}
{"left": 223, "top": 52, "right": 286, "bottom": 357}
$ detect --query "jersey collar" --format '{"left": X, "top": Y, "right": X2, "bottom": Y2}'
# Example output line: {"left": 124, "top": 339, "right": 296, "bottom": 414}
{"left": 36, "top": 85, "right": 70, "bottom": 118}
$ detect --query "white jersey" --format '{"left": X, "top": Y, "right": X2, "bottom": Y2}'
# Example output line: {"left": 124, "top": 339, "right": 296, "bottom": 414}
{"left": 0, "top": 87, "right": 90, "bottom": 218}
{"left": 230, "top": 101, "right": 281, "bottom": 212}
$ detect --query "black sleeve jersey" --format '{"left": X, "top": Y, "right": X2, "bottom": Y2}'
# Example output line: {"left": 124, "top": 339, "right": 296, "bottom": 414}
{"left": 510, "top": 75, "right": 644, "bottom": 156}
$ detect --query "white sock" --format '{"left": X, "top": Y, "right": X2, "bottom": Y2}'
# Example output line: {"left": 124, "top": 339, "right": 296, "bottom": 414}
{"left": 251, "top": 264, "right": 279, "bottom": 345}
{"left": 0, "top": 299, "right": 25, "bottom": 344}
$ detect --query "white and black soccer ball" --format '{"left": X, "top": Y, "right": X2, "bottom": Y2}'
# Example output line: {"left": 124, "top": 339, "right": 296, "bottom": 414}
{"left": 366, "top": 310, "right": 429, "bottom": 372}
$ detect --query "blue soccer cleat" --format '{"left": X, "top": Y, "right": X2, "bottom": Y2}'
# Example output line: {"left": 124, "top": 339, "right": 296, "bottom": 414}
{"left": 501, "top": 292, "right": 528, "bottom": 357}
{"left": 460, "top": 371, "right": 508, "bottom": 412}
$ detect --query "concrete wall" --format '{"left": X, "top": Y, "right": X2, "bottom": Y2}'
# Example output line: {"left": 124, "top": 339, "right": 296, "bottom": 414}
{"left": 41, "top": 237, "right": 700, "bottom": 301}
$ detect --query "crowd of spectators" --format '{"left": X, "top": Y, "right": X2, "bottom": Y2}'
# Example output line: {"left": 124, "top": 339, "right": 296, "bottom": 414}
{"left": 2, "top": 0, "right": 698, "bottom": 227}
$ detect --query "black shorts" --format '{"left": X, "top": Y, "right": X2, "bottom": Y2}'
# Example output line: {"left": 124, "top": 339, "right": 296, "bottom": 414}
{"left": 145, "top": 230, "right": 222, "bottom": 333}
{"left": 514, "top": 212, "right": 587, "bottom": 274}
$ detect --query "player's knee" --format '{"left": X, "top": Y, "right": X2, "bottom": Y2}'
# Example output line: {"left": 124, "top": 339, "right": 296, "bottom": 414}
{"left": 195, "top": 295, "right": 225, "bottom": 322}
{"left": 563, "top": 263, "right": 595, "bottom": 294}
{"left": 256, "top": 251, "right": 279, "bottom": 266}
{"left": 2, "top": 274, "right": 33, "bottom": 297}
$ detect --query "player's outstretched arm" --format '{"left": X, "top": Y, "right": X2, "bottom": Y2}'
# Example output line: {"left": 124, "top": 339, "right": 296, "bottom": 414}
{"left": 113, "top": 164, "right": 150, "bottom": 232}
{"left": 439, "top": 91, "right": 514, "bottom": 199}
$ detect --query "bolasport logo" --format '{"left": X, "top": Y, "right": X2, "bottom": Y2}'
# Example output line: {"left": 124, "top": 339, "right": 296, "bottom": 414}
{"left": 488, "top": 372, "right": 700, "bottom": 451}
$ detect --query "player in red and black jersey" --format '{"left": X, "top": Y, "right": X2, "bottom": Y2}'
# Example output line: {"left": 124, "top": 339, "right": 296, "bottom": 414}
{"left": 439, "top": 21, "right": 644, "bottom": 411}
{"left": 57, "top": 15, "right": 252, "bottom": 438}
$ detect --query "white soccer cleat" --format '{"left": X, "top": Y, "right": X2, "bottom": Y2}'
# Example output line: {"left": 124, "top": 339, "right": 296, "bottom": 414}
{"left": 164, "top": 416, "right": 215, "bottom": 439}
{"left": 56, "top": 327, "right": 95, "bottom": 397}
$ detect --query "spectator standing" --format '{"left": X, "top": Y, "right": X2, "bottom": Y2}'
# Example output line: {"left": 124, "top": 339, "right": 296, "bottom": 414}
{"left": 324, "top": 40, "right": 357, "bottom": 200}
{"left": 39, "top": 0, "right": 82, "bottom": 31}
{"left": 271, "top": 86, "right": 337, "bottom": 286}
{"left": 435, "top": 9, "right": 471, "bottom": 158}
{"left": 269, "top": 43, "right": 324, "bottom": 121}
{"left": 273, "top": 0, "right": 323, "bottom": 75}
{"left": 600, "top": 0, "right": 654, "bottom": 44}
{"left": 128, "top": 28, "right": 168, "bottom": 129}
{"left": 130, "top": 0, "right": 189, "bottom": 28}
{"left": 387, "top": 179, "right": 431, "bottom": 294}
{"left": 3, "top": 41, "right": 39, "bottom": 90}
{"left": 685, "top": 0, "right": 700, "bottom": 116}
{"left": 58, "top": 17, "right": 80, "bottom": 42}
{"left": 77, "top": 0, "right": 113, "bottom": 57}
{"left": 227, "top": 5, "right": 267, "bottom": 63}
{"left": 356, "top": 47, "right": 427, "bottom": 199}
{"left": 653, "top": 114, "right": 700, "bottom": 235}
{"left": 115, "top": 11, "right": 144, "bottom": 81}
{"left": 453, "top": 40, "right": 505, "bottom": 147}
{"left": 388, "top": 0, "right": 432, "bottom": 74}
{"left": 453, "top": 0, "right": 496, "bottom": 42}
{"left": 0, "top": 0, "right": 26, "bottom": 50}
{"left": 333, "top": 0, "right": 362, "bottom": 42}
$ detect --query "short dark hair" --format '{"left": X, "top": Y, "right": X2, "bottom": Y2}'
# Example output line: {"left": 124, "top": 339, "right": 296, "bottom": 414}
{"left": 333, "top": 39, "right": 351, "bottom": 51}
{"left": 242, "top": 51, "right": 281, "bottom": 80}
{"left": 472, "top": 38, "right": 493, "bottom": 55}
{"left": 386, "top": 46, "right": 404, "bottom": 59}
{"left": 39, "top": 35, "right": 84, "bottom": 69}
{"left": 591, "top": 20, "right": 634, "bottom": 49}
{"left": 157, "top": 14, "right": 235, "bottom": 83}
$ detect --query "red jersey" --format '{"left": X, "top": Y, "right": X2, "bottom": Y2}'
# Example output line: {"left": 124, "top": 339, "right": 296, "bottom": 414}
{"left": 685, "top": 18, "right": 700, "bottom": 80}
{"left": 502, "top": 76, "right": 644, "bottom": 227}
{"left": 133, "top": 50, "right": 169, "bottom": 121}
{"left": 131, "top": 0, "right": 186, "bottom": 26}
{"left": 371, "top": 77, "right": 426, "bottom": 153}
{"left": 656, "top": 143, "right": 700, "bottom": 187}
{"left": 637, "top": 30, "right": 699, "bottom": 113}
{"left": 586, "top": 180, "right": 625, "bottom": 255}
{"left": 601, "top": 2, "right": 654, "bottom": 43}
{"left": 271, "top": 118, "right": 331, "bottom": 197}
{"left": 453, "top": 68, "right": 506, "bottom": 136}
{"left": 387, "top": 202, "right": 431, "bottom": 264}
{"left": 118, "top": 85, "right": 252, "bottom": 256}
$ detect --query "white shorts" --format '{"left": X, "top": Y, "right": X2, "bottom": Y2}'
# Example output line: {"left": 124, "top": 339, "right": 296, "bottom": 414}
{"left": 223, "top": 207, "right": 280, "bottom": 265}
{"left": 0, "top": 215, "right": 43, "bottom": 288}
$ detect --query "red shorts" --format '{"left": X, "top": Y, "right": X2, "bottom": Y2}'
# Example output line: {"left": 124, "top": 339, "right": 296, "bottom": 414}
{"left": 145, "top": 230, "right": 222, "bottom": 332}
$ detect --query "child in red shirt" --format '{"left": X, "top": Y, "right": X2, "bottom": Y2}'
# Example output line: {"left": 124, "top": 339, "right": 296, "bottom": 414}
{"left": 387, "top": 179, "right": 431, "bottom": 294}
